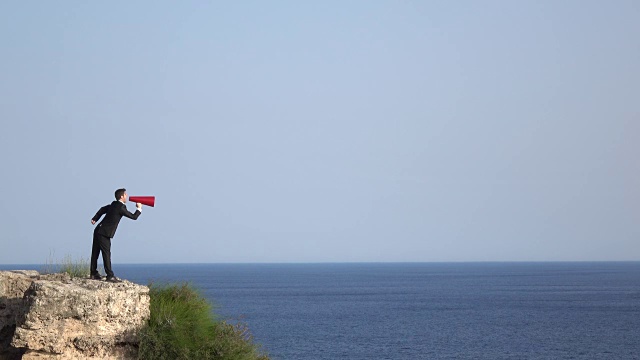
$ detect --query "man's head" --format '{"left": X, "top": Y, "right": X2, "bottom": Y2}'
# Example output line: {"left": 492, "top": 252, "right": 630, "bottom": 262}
{"left": 115, "top": 188, "right": 128, "bottom": 202}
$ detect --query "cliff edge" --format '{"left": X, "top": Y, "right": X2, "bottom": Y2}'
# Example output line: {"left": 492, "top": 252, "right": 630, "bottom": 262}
{"left": 0, "top": 270, "right": 150, "bottom": 360}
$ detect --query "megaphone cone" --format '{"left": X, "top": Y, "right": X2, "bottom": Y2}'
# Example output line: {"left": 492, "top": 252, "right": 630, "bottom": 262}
{"left": 129, "top": 196, "right": 155, "bottom": 207}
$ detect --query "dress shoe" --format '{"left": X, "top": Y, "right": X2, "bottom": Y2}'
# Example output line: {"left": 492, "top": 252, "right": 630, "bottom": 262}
{"left": 90, "top": 275, "right": 103, "bottom": 280}
{"left": 106, "top": 277, "right": 122, "bottom": 283}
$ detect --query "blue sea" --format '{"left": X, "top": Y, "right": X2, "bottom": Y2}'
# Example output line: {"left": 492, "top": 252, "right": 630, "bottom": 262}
{"left": 3, "top": 262, "right": 640, "bottom": 359}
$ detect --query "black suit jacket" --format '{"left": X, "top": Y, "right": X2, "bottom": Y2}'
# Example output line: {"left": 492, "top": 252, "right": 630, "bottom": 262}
{"left": 92, "top": 201, "right": 141, "bottom": 238}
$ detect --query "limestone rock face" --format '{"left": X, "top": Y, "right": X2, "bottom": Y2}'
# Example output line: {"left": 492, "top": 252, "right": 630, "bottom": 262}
{"left": 0, "top": 271, "right": 150, "bottom": 360}
{"left": 0, "top": 270, "right": 39, "bottom": 357}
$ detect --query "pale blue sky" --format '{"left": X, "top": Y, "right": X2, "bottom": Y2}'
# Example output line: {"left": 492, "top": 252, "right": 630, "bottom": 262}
{"left": 1, "top": 1, "right": 638, "bottom": 264}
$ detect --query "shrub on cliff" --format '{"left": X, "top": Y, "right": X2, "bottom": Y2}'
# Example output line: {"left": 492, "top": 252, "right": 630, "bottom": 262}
{"left": 42, "top": 254, "right": 90, "bottom": 278}
{"left": 138, "top": 283, "right": 269, "bottom": 360}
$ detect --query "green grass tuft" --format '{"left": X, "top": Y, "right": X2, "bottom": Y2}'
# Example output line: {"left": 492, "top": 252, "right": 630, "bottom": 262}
{"left": 42, "top": 253, "right": 90, "bottom": 278}
{"left": 138, "top": 282, "right": 269, "bottom": 360}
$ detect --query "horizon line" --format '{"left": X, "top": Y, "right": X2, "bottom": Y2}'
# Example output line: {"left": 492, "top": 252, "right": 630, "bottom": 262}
{"left": 2, "top": 260, "right": 640, "bottom": 266}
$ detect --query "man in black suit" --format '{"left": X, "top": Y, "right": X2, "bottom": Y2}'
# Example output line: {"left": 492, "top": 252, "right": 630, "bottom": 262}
{"left": 90, "top": 188, "right": 142, "bottom": 283}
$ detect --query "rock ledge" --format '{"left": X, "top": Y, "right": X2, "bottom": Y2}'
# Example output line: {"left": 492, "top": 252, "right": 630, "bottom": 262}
{"left": 0, "top": 271, "right": 149, "bottom": 359}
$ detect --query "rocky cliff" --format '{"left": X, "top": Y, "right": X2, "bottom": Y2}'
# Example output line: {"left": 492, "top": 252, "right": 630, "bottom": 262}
{"left": 0, "top": 270, "right": 150, "bottom": 360}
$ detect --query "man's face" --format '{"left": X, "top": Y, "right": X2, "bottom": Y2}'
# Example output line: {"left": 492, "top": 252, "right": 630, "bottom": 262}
{"left": 121, "top": 192, "right": 128, "bottom": 203}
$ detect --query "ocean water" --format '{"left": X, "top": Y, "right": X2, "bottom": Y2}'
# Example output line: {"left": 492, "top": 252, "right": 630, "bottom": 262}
{"left": 3, "top": 262, "right": 640, "bottom": 359}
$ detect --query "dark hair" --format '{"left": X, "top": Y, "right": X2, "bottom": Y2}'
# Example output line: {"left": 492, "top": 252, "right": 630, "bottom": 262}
{"left": 115, "top": 188, "right": 127, "bottom": 200}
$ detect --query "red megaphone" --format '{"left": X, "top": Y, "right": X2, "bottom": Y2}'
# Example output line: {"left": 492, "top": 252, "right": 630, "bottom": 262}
{"left": 129, "top": 196, "right": 155, "bottom": 207}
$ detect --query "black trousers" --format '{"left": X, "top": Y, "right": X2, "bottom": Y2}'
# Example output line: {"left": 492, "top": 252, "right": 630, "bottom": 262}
{"left": 90, "top": 232, "right": 114, "bottom": 278}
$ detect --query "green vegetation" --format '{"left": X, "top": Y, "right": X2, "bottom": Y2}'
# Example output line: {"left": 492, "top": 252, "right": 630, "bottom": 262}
{"left": 138, "top": 283, "right": 269, "bottom": 360}
{"left": 42, "top": 253, "right": 90, "bottom": 278}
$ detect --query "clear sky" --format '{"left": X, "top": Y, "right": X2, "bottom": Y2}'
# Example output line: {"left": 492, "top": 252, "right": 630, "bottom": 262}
{"left": 1, "top": 1, "right": 638, "bottom": 264}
